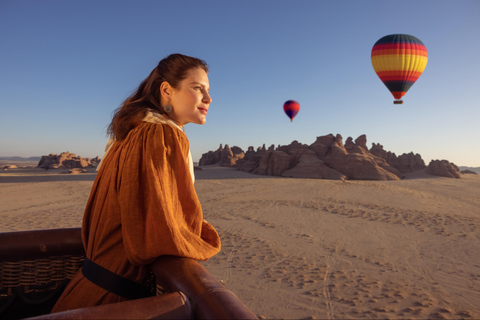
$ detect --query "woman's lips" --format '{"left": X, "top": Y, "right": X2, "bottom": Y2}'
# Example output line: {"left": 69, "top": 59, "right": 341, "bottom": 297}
{"left": 198, "top": 107, "right": 208, "bottom": 115}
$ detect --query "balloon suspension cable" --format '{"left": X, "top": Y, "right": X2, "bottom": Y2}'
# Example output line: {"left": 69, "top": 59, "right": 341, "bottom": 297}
{"left": 290, "top": 119, "right": 293, "bottom": 122}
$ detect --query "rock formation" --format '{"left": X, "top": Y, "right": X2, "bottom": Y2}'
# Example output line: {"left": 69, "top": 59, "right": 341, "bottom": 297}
{"left": 254, "top": 150, "right": 292, "bottom": 176}
{"left": 282, "top": 149, "right": 346, "bottom": 180}
{"left": 370, "top": 144, "right": 426, "bottom": 173}
{"left": 220, "top": 145, "right": 245, "bottom": 167}
{"left": 461, "top": 170, "right": 477, "bottom": 175}
{"left": 199, "top": 144, "right": 245, "bottom": 167}
{"left": 198, "top": 144, "right": 223, "bottom": 166}
{"left": 37, "top": 152, "right": 100, "bottom": 170}
{"left": 63, "top": 168, "right": 88, "bottom": 174}
{"left": 200, "top": 134, "right": 460, "bottom": 181}
{"left": 322, "top": 134, "right": 401, "bottom": 180}
{"left": 426, "top": 160, "right": 461, "bottom": 179}
{"left": 2, "top": 165, "right": 18, "bottom": 170}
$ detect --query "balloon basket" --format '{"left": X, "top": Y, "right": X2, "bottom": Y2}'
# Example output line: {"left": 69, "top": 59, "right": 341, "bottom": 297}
{"left": 393, "top": 100, "right": 404, "bottom": 104}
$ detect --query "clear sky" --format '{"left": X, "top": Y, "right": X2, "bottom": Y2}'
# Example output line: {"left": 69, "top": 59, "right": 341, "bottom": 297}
{"left": 1, "top": 0, "right": 479, "bottom": 166}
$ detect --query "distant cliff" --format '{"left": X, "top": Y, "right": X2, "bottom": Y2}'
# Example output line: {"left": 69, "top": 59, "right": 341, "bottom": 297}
{"left": 199, "top": 134, "right": 461, "bottom": 180}
{"left": 458, "top": 166, "right": 480, "bottom": 174}
{"left": 37, "top": 152, "right": 100, "bottom": 169}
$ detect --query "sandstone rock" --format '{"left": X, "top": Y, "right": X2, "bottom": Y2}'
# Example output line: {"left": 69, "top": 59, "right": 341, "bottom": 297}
{"left": 461, "top": 170, "right": 477, "bottom": 174}
{"left": 324, "top": 134, "right": 348, "bottom": 171}
{"left": 236, "top": 146, "right": 265, "bottom": 173}
{"left": 345, "top": 154, "right": 400, "bottom": 180}
{"left": 345, "top": 135, "right": 369, "bottom": 154}
{"left": 231, "top": 146, "right": 244, "bottom": 156}
{"left": 199, "top": 144, "right": 223, "bottom": 166}
{"left": 373, "top": 156, "right": 403, "bottom": 179}
{"left": 236, "top": 155, "right": 262, "bottom": 173}
{"left": 344, "top": 137, "right": 355, "bottom": 152}
{"left": 37, "top": 152, "right": 100, "bottom": 169}
{"left": 199, "top": 144, "right": 244, "bottom": 167}
{"left": 426, "top": 160, "right": 461, "bottom": 178}
{"left": 38, "top": 155, "right": 57, "bottom": 169}
{"left": 209, "top": 133, "right": 448, "bottom": 181}
{"left": 220, "top": 144, "right": 245, "bottom": 167}
{"left": 354, "top": 134, "right": 368, "bottom": 150}
{"left": 245, "top": 146, "right": 256, "bottom": 156}
{"left": 309, "top": 134, "right": 335, "bottom": 160}
{"left": 282, "top": 150, "right": 346, "bottom": 180}
{"left": 370, "top": 144, "right": 426, "bottom": 173}
{"left": 282, "top": 141, "right": 310, "bottom": 163}
{"left": 370, "top": 143, "right": 397, "bottom": 165}
{"left": 312, "top": 134, "right": 336, "bottom": 147}
{"left": 323, "top": 134, "right": 400, "bottom": 180}
{"left": 235, "top": 134, "right": 401, "bottom": 180}
{"left": 254, "top": 151, "right": 292, "bottom": 176}
{"left": 395, "top": 152, "right": 426, "bottom": 173}
{"left": 329, "top": 134, "right": 349, "bottom": 157}
{"left": 230, "top": 146, "right": 245, "bottom": 164}
{"left": 220, "top": 145, "right": 234, "bottom": 167}
{"left": 64, "top": 168, "right": 88, "bottom": 174}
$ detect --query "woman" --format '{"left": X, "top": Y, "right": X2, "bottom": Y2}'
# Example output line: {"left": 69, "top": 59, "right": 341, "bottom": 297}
{"left": 52, "top": 53, "right": 221, "bottom": 312}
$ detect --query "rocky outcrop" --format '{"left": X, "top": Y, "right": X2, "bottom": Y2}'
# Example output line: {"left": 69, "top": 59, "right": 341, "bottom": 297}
{"left": 232, "top": 134, "right": 404, "bottom": 180}
{"left": 282, "top": 149, "right": 346, "bottom": 180}
{"left": 199, "top": 144, "right": 223, "bottom": 166}
{"left": 326, "top": 135, "right": 401, "bottom": 180}
{"left": 426, "top": 160, "right": 461, "bottom": 178}
{"left": 238, "top": 139, "right": 347, "bottom": 180}
{"left": 63, "top": 168, "right": 88, "bottom": 174}
{"left": 370, "top": 144, "right": 426, "bottom": 173}
{"left": 199, "top": 144, "right": 244, "bottom": 167}
{"left": 461, "top": 170, "right": 477, "bottom": 175}
{"left": 201, "top": 134, "right": 459, "bottom": 181}
{"left": 2, "top": 165, "right": 18, "bottom": 170}
{"left": 395, "top": 153, "right": 426, "bottom": 173}
{"left": 37, "top": 152, "right": 100, "bottom": 170}
{"left": 253, "top": 150, "right": 291, "bottom": 176}
{"left": 220, "top": 145, "right": 245, "bottom": 167}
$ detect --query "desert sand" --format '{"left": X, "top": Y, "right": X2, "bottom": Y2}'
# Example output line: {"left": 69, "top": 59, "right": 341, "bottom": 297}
{"left": 1, "top": 162, "right": 479, "bottom": 319}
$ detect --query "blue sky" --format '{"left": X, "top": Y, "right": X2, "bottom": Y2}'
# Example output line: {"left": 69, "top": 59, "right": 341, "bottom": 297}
{"left": 1, "top": 0, "right": 479, "bottom": 166}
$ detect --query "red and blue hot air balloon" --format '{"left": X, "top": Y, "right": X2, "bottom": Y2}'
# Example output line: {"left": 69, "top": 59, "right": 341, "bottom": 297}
{"left": 371, "top": 34, "right": 428, "bottom": 104}
{"left": 283, "top": 100, "right": 300, "bottom": 122}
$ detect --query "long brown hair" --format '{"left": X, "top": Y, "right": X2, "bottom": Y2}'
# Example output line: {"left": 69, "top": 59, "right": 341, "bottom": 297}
{"left": 107, "top": 53, "right": 209, "bottom": 140}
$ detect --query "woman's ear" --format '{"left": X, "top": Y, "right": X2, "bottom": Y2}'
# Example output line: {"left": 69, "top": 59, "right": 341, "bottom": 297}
{"left": 160, "top": 81, "right": 172, "bottom": 102}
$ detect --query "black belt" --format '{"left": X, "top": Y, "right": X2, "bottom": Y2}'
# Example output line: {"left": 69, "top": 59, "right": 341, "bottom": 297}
{"left": 82, "top": 257, "right": 153, "bottom": 300}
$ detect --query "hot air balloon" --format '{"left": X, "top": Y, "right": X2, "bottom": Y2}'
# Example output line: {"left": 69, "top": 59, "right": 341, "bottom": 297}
{"left": 283, "top": 100, "right": 300, "bottom": 122}
{"left": 371, "top": 34, "right": 428, "bottom": 104}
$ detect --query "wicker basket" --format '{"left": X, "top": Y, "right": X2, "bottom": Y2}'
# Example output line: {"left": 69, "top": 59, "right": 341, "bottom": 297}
{"left": 0, "top": 228, "right": 257, "bottom": 319}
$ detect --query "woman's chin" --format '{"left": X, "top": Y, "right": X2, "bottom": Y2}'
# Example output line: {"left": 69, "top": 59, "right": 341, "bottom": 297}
{"left": 195, "top": 117, "right": 207, "bottom": 125}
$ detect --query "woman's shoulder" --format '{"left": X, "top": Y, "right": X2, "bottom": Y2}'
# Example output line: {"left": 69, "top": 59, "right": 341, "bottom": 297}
{"left": 128, "top": 122, "right": 189, "bottom": 148}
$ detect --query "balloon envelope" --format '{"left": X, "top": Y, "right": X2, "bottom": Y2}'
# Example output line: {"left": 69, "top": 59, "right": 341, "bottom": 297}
{"left": 283, "top": 100, "right": 300, "bottom": 122}
{"left": 371, "top": 34, "right": 428, "bottom": 101}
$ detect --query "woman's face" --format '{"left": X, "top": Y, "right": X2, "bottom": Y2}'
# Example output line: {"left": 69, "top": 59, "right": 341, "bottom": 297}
{"left": 168, "top": 68, "right": 212, "bottom": 127}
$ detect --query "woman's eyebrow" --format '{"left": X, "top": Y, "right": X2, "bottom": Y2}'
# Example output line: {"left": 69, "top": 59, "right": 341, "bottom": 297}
{"left": 189, "top": 81, "right": 206, "bottom": 86}
{"left": 189, "top": 81, "right": 209, "bottom": 89}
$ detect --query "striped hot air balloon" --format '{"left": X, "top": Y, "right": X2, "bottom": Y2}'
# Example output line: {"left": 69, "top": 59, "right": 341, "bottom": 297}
{"left": 283, "top": 100, "right": 300, "bottom": 122}
{"left": 371, "top": 34, "right": 428, "bottom": 104}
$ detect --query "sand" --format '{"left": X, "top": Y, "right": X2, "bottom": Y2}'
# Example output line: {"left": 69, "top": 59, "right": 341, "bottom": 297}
{"left": 1, "top": 162, "right": 479, "bottom": 319}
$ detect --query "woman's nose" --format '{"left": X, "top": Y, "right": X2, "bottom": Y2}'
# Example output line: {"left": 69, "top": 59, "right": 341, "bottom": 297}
{"left": 203, "top": 91, "right": 212, "bottom": 104}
